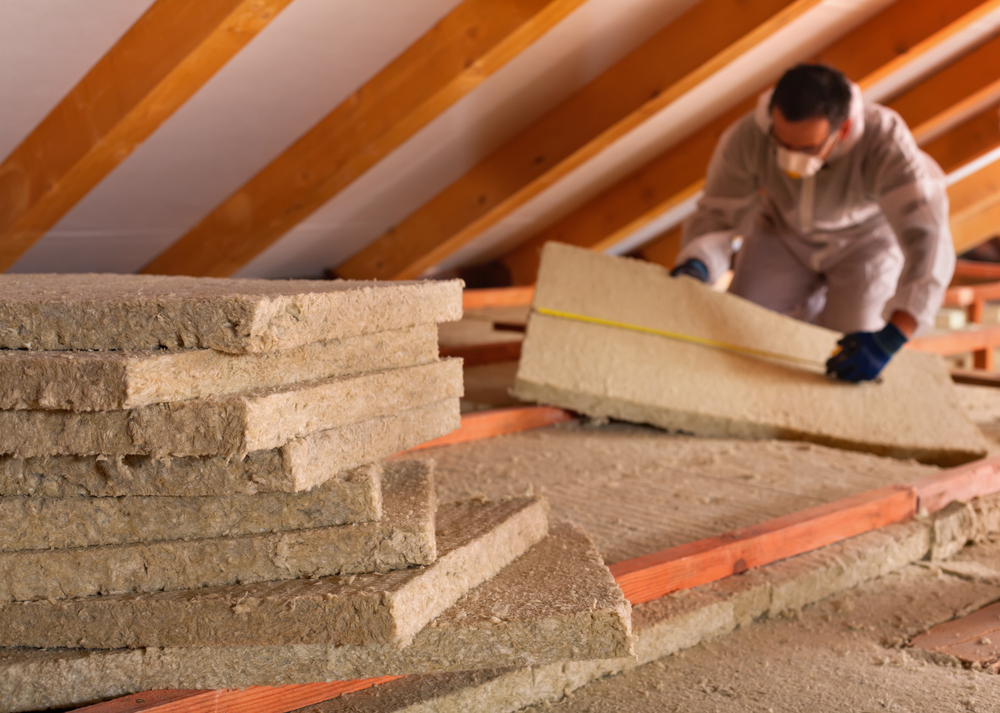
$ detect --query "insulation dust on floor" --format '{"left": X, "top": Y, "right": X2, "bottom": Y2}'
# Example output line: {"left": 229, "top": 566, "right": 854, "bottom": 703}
{"left": 514, "top": 243, "right": 986, "bottom": 466}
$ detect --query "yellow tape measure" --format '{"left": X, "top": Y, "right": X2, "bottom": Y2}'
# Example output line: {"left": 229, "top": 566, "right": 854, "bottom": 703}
{"left": 534, "top": 306, "right": 827, "bottom": 370}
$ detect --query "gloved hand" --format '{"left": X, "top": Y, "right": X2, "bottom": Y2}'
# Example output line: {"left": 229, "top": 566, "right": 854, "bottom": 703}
{"left": 670, "top": 259, "right": 709, "bottom": 282}
{"left": 825, "top": 322, "right": 908, "bottom": 383}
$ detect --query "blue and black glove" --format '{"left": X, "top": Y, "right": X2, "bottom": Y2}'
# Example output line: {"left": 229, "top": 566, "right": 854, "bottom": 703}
{"left": 825, "top": 322, "right": 908, "bottom": 383}
{"left": 670, "top": 259, "right": 709, "bottom": 283}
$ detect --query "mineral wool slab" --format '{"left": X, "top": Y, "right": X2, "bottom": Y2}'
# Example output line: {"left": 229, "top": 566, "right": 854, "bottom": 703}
{"left": 0, "top": 274, "right": 462, "bottom": 353}
{"left": 0, "top": 323, "right": 439, "bottom": 411}
{"left": 514, "top": 243, "right": 987, "bottom": 467}
{"left": 0, "top": 359, "right": 463, "bottom": 458}
{"left": 0, "top": 463, "right": 385, "bottom": 552}
{"left": 0, "top": 524, "right": 633, "bottom": 707}
{"left": 0, "top": 399, "right": 460, "bottom": 497}
{"left": 0, "top": 461, "right": 436, "bottom": 603}
{"left": 0, "top": 497, "right": 550, "bottom": 649}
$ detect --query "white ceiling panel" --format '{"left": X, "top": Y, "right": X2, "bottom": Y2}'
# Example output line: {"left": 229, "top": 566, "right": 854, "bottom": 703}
{"left": 0, "top": 0, "right": 157, "bottom": 162}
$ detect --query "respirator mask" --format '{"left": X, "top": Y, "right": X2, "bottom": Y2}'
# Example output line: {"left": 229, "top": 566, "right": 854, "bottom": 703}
{"left": 772, "top": 126, "right": 839, "bottom": 180}
{"left": 775, "top": 145, "right": 825, "bottom": 180}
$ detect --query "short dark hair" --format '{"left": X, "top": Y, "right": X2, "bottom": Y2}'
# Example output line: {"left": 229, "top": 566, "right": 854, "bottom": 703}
{"left": 770, "top": 64, "right": 851, "bottom": 128}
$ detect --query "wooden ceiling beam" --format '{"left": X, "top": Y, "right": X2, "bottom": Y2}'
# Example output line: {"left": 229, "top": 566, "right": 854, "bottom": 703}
{"left": 887, "top": 32, "right": 1000, "bottom": 143}
{"left": 923, "top": 104, "right": 1000, "bottom": 173}
{"left": 950, "top": 154, "right": 1000, "bottom": 253}
{"left": 334, "top": 0, "right": 827, "bottom": 281}
{"left": 501, "top": 0, "right": 999, "bottom": 284}
{"left": 140, "top": 0, "right": 588, "bottom": 277}
{"left": 0, "top": 0, "right": 295, "bottom": 272}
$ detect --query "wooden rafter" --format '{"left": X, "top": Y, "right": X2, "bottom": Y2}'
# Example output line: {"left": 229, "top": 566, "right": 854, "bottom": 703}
{"left": 923, "top": 104, "right": 1000, "bottom": 173}
{"left": 140, "top": 0, "right": 588, "bottom": 277}
{"left": 0, "top": 0, "right": 295, "bottom": 273}
{"left": 502, "top": 0, "right": 999, "bottom": 283}
{"left": 950, "top": 157, "right": 1000, "bottom": 253}
{"left": 334, "top": 0, "right": 827, "bottom": 281}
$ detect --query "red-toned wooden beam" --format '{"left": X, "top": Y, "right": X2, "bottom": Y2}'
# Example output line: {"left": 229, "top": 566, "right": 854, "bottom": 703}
{"left": 71, "top": 677, "right": 401, "bottom": 713}
{"left": 910, "top": 453, "right": 1000, "bottom": 514}
{"left": 462, "top": 286, "right": 535, "bottom": 311}
{"left": 944, "top": 281, "right": 1000, "bottom": 307}
{"left": 608, "top": 485, "right": 918, "bottom": 605}
{"left": 907, "top": 326, "right": 1000, "bottom": 356}
{"left": 951, "top": 368, "right": 1000, "bottom": 387}
{"left": 439, "top": 341, "right": 523, "bottom": 366}
{"left": 953, "top": 259, "right": 1000, "bottom": 281}
{"left": 403, "top": 405, "right": 576, "bottom": 452}
{"left": 910, "top": 600, "right": 1000, "bottom": 669}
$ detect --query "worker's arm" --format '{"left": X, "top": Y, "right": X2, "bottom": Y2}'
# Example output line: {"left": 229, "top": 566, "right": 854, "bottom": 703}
{"left": 827, "top": 111, "right": 953, "bottom": 383}
{"left": 673, "top": 115, "right": 762, "bottom": 283}
{"left": 868, "top": 110, "right": 956, "bottom": 334}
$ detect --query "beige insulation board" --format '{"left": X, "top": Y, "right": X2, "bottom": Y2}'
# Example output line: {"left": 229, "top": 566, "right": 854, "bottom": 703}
{"left": 514, "top": 243, "right": 987, "bottom": 467}
{"left": 0, "top": 323, "right": 438, "bottom": 411}
{"left": 0, "top": 359, "right": 463, "bottom": 458}
{"left": 0, "top": 274, "right": 462, "bottom": 353}
{"left": 0, "top": 524, "right": 634, "bottom": 708}
{"left": 0, "top": 399, "right": 459, "bottom": 497}
{"left": 0, "top": 463, "right": 386, "bottom": 552}
{"left": 0, "top": 461, "right": 436, "bottom": 603}
{"left": 0, "top": 497, "right": 549, "bottom": 649}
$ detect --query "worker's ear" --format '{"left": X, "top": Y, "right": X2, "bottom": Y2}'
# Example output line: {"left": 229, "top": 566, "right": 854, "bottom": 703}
{"left": 837, "top": 118, "right": 852, "bottom": 140}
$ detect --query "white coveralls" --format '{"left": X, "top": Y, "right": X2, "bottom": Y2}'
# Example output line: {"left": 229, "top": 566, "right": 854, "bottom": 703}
{"left": 675, "top": 82, "right": 955, "bottom": 335}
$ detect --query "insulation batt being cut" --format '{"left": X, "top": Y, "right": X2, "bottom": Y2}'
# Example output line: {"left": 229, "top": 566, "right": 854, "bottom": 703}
{"left": 514, "top": 243, "right": 986, "bottom": 467}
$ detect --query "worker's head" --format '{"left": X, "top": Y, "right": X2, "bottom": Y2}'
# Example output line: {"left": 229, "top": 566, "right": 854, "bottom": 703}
{"left": 769, "top": 64, "right": 852, "bottom": 178}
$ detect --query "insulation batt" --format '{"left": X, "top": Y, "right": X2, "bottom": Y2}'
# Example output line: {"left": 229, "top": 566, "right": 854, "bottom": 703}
{"left": 0, "top": 524, "right": 634, "bottom": 710}
{"left": 0, "top": 461, "right": 438, "bottom": 603}
{"left": 0, "top": 496, "right": 549, "bottom": 649}
{"left": 0, "top": 360, "right": 463, "bottom": 458}
{"left": 0, "top": 399, "right": 459, "bottom": 496}
{"left": 0, "top": 274, "right": 462, "bottom": 353}
{"left": 0, "top": 323, "right": 438, "bottom": 411}
{"left": 514, "top": 243, "right": 986, "bottom": 467}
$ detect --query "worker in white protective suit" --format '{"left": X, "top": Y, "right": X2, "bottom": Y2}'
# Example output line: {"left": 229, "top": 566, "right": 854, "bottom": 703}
{"left": 671, "top": 64, "right": 955, "bottom": 382}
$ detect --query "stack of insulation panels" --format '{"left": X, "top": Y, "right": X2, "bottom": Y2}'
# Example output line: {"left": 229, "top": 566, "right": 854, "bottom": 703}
{"left": 0, "top": 275, "right": 634, "bottom": 711}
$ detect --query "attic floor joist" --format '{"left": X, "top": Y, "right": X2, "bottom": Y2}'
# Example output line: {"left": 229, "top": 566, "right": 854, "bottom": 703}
{"left": 0, "top": 0, "right": 294, "bottom": 273}
{"left": 139, "top": 0, "right": 587, "bottom": 278}
{"left": 333, "top": 0, "right": 826, "bottom": 282}
{"left": 503, "top": 0, "right": 1000, "bottom": 283}
{"left": 66, "top": 440, "right": 1000, "bottom": 713}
